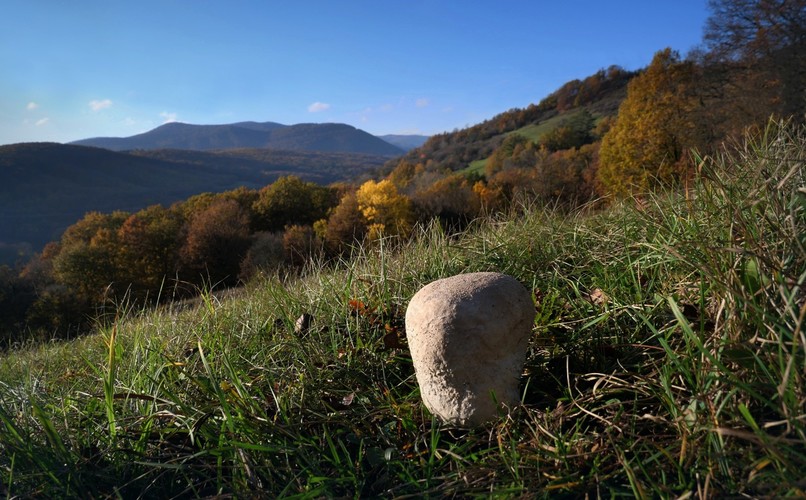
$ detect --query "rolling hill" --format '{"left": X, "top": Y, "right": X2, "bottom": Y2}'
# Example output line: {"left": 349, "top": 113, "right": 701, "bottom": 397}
{"left": 383, "top": 67, "right": 635, "bottom": 175}
{"left": 0, "top": 142, "right": 390, "bottom": 264}
{"left": 71, "top": 121, "right": 407, "bottom": 156}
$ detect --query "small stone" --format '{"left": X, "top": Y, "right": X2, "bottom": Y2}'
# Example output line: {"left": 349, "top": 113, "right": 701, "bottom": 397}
{"left": 405, "top": 272, "right": 535, "bottom": 426}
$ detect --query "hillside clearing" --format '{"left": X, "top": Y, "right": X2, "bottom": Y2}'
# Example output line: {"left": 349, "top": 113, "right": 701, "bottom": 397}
{"left": 460, "top": 108, "right": 604, "bottom": 176}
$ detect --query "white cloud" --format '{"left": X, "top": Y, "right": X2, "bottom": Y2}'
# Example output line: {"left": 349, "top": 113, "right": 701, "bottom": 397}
{"left": 26, "top": 102, "right": 39, "bottom": 111}
{"left": 35, "top": 117, "right": 49, "bottom": 126}
{"left": 308, "top": 101, "right": 331, "bottom": 113}
{"left": 415, "top": 98, "right": 430, "bottom": 108}
{"left": 89, "top": 99, "right": 113, "bottom": 111}
{"left": 160, "top": 111, "right": 178, "bottom": 123}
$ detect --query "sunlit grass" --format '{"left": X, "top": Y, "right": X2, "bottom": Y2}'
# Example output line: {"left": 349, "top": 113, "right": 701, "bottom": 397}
{"left": 1, "top": 121, "right": 804, "bottom": 497}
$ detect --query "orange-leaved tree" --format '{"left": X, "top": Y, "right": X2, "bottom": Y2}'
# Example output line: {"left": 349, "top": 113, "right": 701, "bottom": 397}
{"left": 597, "top": 48, "right": 703, "bottom": 197}
{"left": 179, "top": 198, "right": 251, "bottom": 287}
{"left": 117, "top": 204, "right": 184, "bottom": 298}
{"left": 317, "top": 192, "right": 367, "bottom": 255}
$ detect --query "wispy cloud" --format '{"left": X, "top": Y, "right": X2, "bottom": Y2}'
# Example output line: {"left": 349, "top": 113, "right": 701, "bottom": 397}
{"left": 308, "top": 102, "right": 331, "bottom": 113}
{"left": 353, "top": 103, "right": 393, "bottom": 124}
{"left": 89, "top": 99, "right": 113, "bottom": 111}
{"left": 160, "top": 111, "right": 178, "bottom": 123}
{"left": 26, "top": 102, "right": 39, "bottom": 111}
{"left": 35, "top": 117, "right": 49, "bottom": 126}
{"left": 415, "top": 98, "right": 430, "bottom": 108}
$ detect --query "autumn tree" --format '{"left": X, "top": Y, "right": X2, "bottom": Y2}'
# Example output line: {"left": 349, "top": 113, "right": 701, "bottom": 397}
{"left": 282, "top": 224, "right": 319, "bottom": 266}
{"left": 412, "top": 174, "right": 480, "bottom": 230}
{"left": 318, "top": 192, "right": 368, "bottom": 255}
{"left": 701, "top": 0, "right": 806, "bottom": 127}
{"left": 173, "top": 192, "right": 219, "bottom": 220}
{"left": 18, "top": 242, "right": 87, "bottom": 337}
{"left": 486, "top": 167, "right": 540, "bottom": 205}
{"left": 473, "top": 180, "right": 506, "bottom": 212}
{"left": 253, "top": 176, "right": 336, "bottom": 232}
{"left": 387, "top": 160, "right": 419, "bottom": 190}
{"left": 0, "top": 265, "right": 36, "bottom": 346}
{"left": 239, "top": 232, "right": 286, "bottom": 281}
{"left": 485, "top": 134, "right": 534, "bottom": 177}
{"left": 117, "top": 205, "right": 184, "bottom": 298}
{"left": 51, "top": 211, "right": 130, "bottom": 301}
{"left": 355, "top": 179, "right": 414, "bottom": 240}
{"left": 179, "top": 199, "right": 251, "bottom": 286}
{"left": 535, "top": 143, "right": 600, "bottom": 205}
{"left": 597, "top": 48, "right": 704, "bottom": 197}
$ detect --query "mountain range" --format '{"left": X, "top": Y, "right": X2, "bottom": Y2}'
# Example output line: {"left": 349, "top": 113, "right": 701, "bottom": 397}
{"left": 0, "top": 121, "right": 431, "bottom": 264}
{"left": 70, "top": 121, "right": 427, "bottom": 155}
{"left": 0, "top": 141, "right": 394, "bottom": 265}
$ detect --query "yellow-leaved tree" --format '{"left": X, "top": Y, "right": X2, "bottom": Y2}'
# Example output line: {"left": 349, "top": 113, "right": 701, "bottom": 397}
{"left": 598, "top": 48, "right": 704, "bottom": 197}
{"left": 355, "top": 179, "right": 414, "bottom": 240}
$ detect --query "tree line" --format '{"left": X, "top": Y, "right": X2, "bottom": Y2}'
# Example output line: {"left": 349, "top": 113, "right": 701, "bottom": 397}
{"left": 1, "top": 0, "right": 803, "bottom": 347}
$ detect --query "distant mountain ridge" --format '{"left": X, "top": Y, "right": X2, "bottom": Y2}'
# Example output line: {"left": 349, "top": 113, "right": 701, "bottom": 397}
{"left": 0, "top": 142, "right": 390, "bottom": 264}
{"left": 378, "top": 134, "right": 429, "bottom": 150}
{"left": 70, "top": 121, "right": 412, "bottom": 155}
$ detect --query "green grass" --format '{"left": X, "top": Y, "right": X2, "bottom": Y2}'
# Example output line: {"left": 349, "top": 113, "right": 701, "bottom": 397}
{"left": 1, "top": 121, "right": 805, "bottom": 497}
{"left": 508, "top": 112, "right": 574, "bottom": 143}
{"left": 465, "top": 157, "right": 488, "bottom": 176}
{"left": 460, "top": 109, "right": 601, "bottom": 176}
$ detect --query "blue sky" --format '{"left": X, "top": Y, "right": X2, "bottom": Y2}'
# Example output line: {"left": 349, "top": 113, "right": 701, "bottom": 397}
{"left": 1, "top": 1, "right": 711, "bottom": 145}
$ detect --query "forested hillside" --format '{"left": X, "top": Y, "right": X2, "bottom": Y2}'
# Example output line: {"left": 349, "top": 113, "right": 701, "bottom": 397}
{"left": 0, "top": 143, "right": 390, "bottom": 266}
{"left": 385, "top": 65, "right": 634, "bottom": 174}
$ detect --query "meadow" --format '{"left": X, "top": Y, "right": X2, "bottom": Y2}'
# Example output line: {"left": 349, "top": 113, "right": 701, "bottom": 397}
{"left": 0, "top": 122, "right": 804, "bottom": 497}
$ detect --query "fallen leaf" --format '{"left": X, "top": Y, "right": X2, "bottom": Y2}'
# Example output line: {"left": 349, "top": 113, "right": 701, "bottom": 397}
{"left": 342, "top": 392, "right": 355, "bottom": 406}
{"left": 588, "top": 288, "right": 608, "bottom": 306}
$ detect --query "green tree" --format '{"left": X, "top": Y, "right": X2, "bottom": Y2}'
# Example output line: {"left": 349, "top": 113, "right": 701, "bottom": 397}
{"left": 540, "top": 110, "right": 595, "bottom": 151}
{"left": 253, "top": 176, "right": 336, "bottom": 232}
{"left": 597, "top": 48, "right": 703, "bottom": 197}
{"left": 485, "top": 134, "right": 533, "bottom": 177}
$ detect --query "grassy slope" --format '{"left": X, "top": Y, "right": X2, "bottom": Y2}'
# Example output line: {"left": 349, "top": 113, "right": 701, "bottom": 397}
{"left": 462, "top": 109, "right": 597, "bottom": 176}
{"left": 0, "top": 123, "right": 804, "bottom": 497}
